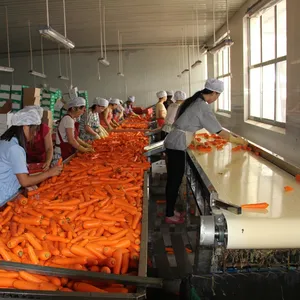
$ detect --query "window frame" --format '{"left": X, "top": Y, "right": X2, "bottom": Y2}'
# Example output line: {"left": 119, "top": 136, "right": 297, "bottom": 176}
{"left": 216, "top": 47, "right": 231, "bottom": 113}
{"left": 247, "top": 0, "right": 287, "bottom": 128}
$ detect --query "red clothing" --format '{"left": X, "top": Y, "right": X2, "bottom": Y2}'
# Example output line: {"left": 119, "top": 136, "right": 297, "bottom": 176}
{"left": 157, "top": 118, "right": 165, "bottom": 127}
{"left": 100, "top": 110, "right": 113, "bottom": 128}
{"left": 26, "top": 124, "right": 50, "bottom": 163}
{"left": 57, "top": 115, "right": 79, "bottom": 160}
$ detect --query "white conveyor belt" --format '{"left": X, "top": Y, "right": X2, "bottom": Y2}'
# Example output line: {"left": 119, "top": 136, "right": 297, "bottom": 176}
{"left": 190, "top": 130, "right": 300, "bottom": 249}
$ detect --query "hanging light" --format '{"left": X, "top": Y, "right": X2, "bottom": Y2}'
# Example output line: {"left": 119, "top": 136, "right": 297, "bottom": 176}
{"left": 117, "top": 30, "right": 125, "bottom": 77}
{"left": 191, "top": 8, "right": 202, "bottom": 69}
{"left": 57, "top": 46, "right": 69, "bottom": 80}
{"left": 28, "top": 21, "right": 47, "bottom": 78}
{"left": 117, "top": 72, "right": 124, "bottom": 77}
{"left": 0, "top": 7, "right": 14, "bottom": 73}
{"left": 39, "top": 0, "right": 75, "bottom": 49}
{"left": 98, "top": 3, "right": 110, "bottom": 66}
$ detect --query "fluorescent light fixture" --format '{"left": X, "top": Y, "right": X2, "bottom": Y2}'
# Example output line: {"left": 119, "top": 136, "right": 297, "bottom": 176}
{"left": 181, "top": 68, "right": 189, "bottom": 75}
{"left": 0, "top": 66, "right": 14, "bottom": 73}
{"left": 208, "top": 38, "right": 234, "bottom": 54}
{"left": 246, "top": 0, "right": 278, "bottom": 17}
{"left": 58, "top": 75, "right": 69, "bottom": 80}
{"left": 39, "top": 26, "right": 75, "bottom": 49}
{"left": 29, "top": 70, "right": 47, "bottom": 78}
{"left": 98, "top": 57, "right": 110, "bottom": 66}
{"left": 117, "top": 72, "right": 124, "bottom": 77}
{"left": 191, "top": 60, "right": 202, "bottom": 69}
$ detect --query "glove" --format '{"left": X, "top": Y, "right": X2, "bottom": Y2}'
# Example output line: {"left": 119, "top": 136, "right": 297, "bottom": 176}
{"left": 229, "top": 135, "right": 248, "bottom": 146}
{"left": 78, "top": 146, "right": 94, "bottom": 153}
{"left": 94, "top": 134, "right": 101, "bottom": 140}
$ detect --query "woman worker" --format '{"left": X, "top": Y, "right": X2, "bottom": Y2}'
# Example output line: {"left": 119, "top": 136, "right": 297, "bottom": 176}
{"left": 100, "top": 98, "right": 120, "bottom": 130}
{"left": 164, "top": 91, "right": 174, "bottom": 110}
{"left": 20, "top": 106, "right": 53, "bottom": 171}
{"left": 164, "top": 79, "right": 247, "bottom": 224}
{"left": 162, "top": 91, "right": 187, "bottom": 134}
{"left": 53, "top": 97, "right": 93, "bottom": 164}
{"left": 155, "top": 91, "right": 167, "bottom": 127}
{"left": 0, "top": 107, "right": 62, "bottom": 205}
{"left": 79, "top": 97, "right": 109, "bottom": 141}
{"left": 123, "top": 96, "right": 138, "bottom": 117}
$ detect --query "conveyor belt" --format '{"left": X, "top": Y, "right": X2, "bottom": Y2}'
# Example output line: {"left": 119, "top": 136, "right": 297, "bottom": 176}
{"left": 188, "top": 129, "right": 300, "bottom": 249}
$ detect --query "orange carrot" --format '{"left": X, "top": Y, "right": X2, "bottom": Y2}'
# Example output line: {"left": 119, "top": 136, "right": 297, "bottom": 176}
{"left": 19, "top": 271, "right": 45, "bottom": 283}
{"left": 0, "top": 278, "right": 16, "bottom": 287}
{"left": 46, "top": 235, "right": 70, "bottom": 243}
{"left": 241, "top": 202, "right": 269, "bottom": 209}
{"left": 73, "top": 282, "right": 107, "bottom": 293}
{"left": 24, "top": 232, "right": 43, "bottom": 250}
{"left": 52, "top": 257, "right": 88, "bottom": 265}
{"left": 70, "top": 245, "right": 97, "bottom": 259}
{"left": 132, "top": 212, "right": 142, "bottom": 230}
{"left": 7, "top": 236, "right": 25, "bottom": 249}
{"left": 39, "top": 282, "right": 59, "bottom": 291}
{"left": 112, "top": 248, "right": 122, "bottom": 275}
{"left": 13, "top": 280, "right": 40, "bottom": 290}
{"left": 0, "top": 271, "right": 18, "bottom": 279}
{"left": 36, "top": 250, "right": 52, "bottom": 261}
{"left": 284, "top": 186, "right": 294, "bottom": 192}
{"left": 115, "top": 239, "right": 131, "bottom": 249}
{"left": 0, "top": 247, "right": 12, "bottom": 261}
{"left": 104, "top": 287, "right": 129, "bottom": 293}
{"left": 121, "top": 252, "right": 130, "bottom": 274}
{"left": 27, "top": 243, "right": 39, "bottom": 264}
{"left": 100, "top": 266, "right": 111, "bottom": 273}
{"left": 107, "top": 229, "right": 128, "bottom": 241}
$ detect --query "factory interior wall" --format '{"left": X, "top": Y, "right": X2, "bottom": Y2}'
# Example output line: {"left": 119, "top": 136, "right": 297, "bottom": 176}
{"left": 207, "top": 0, "right": 300, "bottom": 166}
{"left": 0, "top": 48, "right": 207, "bottom": 109}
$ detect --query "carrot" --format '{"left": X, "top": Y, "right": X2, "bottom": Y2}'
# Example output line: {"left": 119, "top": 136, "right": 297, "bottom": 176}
{"left": 36, "top": 250, "right": 51, "bottom": 261}
{"left": 52, "top": 257, "right": 88, "bottom": 265}
{"left": 104, "top": 287, "right": 129, "bottom": 293}
{"left": 19, "top": 271, "right": 45, "bottom": 283}
{"left": 73, "top": 282, "right": 107, "bottom": 293}
{"left": 44, "top": 206, "right": 76, "bottom": 211}
{"left": 0, "top": 271, "right": 18, "bottom": 279}
{"left": 39, "top": 282, "right": 59, "bottom": 291}
{"left": 0, "top": 278, "right": 15, "bottom": 287}
{"left": 17, "top": 223, "right": 25, "bottom": 235}
{"left": 46, "top": 235, "right": 70, "bottom": 243}
{"left": 0, "top": 247, "right": 12, "bottom": 261}
{"left": 115, "top": 239, "right": 131, "bottom": 249}
{"left": 132, "top": 212, "right": 142, "bottom": 230}
{"left": 121, "top": 252, "right": 130, "bottom": 274}
{"left": 284, "top": 186, "right": 294, "bottom": 192}
{"left": 296, "top": 174, "right": 300, "bottom": 182}
{"left": 2, "top": 206, "right": 12, "bottom": 217}
{"left": 241, "top": 202, "right": 269, "bottom": 209}
{"left": 112, "top": 248, "right": 122, "bottom": 274}
{"left": 7, "top": 236, "right": 25, "bottom": 249}
{"left": 95, "top": 212, "right": 126, "bottom": 222}
{"left": 45, "top": 240, "right": 60, "bottom": 256}
{"left": 13, "top": 280, "right": 40, "bottom": 290}
{"left": 70, "top": 245, "right": 97, "bottom": 259}
{"left": 10, "top": 222, "right": 18, "bottom": 237}
{"left": 90, "top": 266, "right": 100, "bottom": 272}
{"left": 27, "top": 243, "right": 39, "bottom": 264}
{"left": 26, "top": 225, "right": 47, "bottom": 240}
{"left": 107, "top": 229, "right": 128, "bottom": 241}
{"left": 24, "top": 232, "right": 43, "bottom": 250}
{"left": 100, "top": 266, "right": 111, "bottom": 273}
{"left": 13, "top": 216, "right": 41, "bottom": 226}
{"left": 60, "top": 287, "right": 73, "bottom": 292}
{"left": 12, "top": 245, "right": 23, "bottom": 257}
{"left": 83, "top": 220, "right": 103, "bottom": 229}
{"left": 85, "top": 244, "right": 106, "bottom": 260}
{"left": 79, "top": 198, "right": 101, "bottom": 209}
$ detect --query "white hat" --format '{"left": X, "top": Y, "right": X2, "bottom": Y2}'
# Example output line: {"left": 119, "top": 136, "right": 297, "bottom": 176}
{"left": 205, "top": 78, "right": 224, "bottom": 93}
{"left": 22, "top": 105, "right": 44, "bottom": 118}
{"left": 174, "top": 91, "right": 187, "bottom": 101}
{"left": 11, "top": 107, "right": 42, "bottom": 126}
{"left": 67, "top": 97, "right": 86, "bottom": 109}
{"left": 166, "top": 91, "right": 174, "bottom": 96}
{"left": 93, "top": 97, "right": 109, "bottom": 107}
{"left": 110, "top": 98, "right": 120, "bottom": 105}
{"left": 156, "top": 91, "right": 167, "bottom": 98}
{"left": 128, "top": 96, "right": 135, "bottom": 102}
{"left": 119, "top": 100, "right": 124, "bottom": 105}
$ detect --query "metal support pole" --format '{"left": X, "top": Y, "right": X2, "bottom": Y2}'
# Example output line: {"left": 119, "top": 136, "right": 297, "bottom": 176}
{"left": 188, "top": 45, "right": 192, "bottom": 97}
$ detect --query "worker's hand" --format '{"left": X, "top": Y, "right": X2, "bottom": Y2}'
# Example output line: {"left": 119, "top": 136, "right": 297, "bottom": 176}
{"left": 47, "top": 165, "right": 63, "bottom": 177}
{"left": 94, "top": 134, "right": 101, "bottom": 140}
{"left": 229, "top": 135, "right": 248, "bottom": 146}
{"left": 42, "top": 160, "right": 51, "bottom": 171}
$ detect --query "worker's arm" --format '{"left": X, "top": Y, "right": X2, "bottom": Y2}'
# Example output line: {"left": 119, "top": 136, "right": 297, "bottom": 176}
{"left": 84, "top": 125, "right": 99, "bottom": 138}
{"left": 16, "top": 166, "right": 62, "bottom": 188}
{"left": 43, "top": 131, "right": 53, "bottom": 170}
{"left": 103, "top": 109, "right": 113, "bottom": 130}
{"left": 66, "top": 128, "right": 92, "bottom": 152}
{"left": 111, "top": 119, "right": 119, "bottom": 127}
{"left": 218, "top": 130, "right": 248, "bottom": 145}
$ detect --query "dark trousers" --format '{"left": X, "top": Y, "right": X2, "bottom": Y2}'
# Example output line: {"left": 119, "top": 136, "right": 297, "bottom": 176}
{"left": 165, "top": 148, "right": 186, "bottom": 217}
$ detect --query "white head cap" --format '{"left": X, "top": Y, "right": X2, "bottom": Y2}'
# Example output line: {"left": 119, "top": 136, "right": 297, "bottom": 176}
{"left": 119, "top": 100, "right": 124, "bottom": 105}
{"left": 110, "top": 98, "right": 120, "bottom": 105}
{"left": 205, "top": 78, "right": 224, "bottom": 94}
{"left": 67, "top": 97, "right": 86, "bottom": 109}
{"left": 156, "top": 91, "right": 167, "bottom": 99}
{"left": 166, "top": 91, "right": 174, "bottom": 97}
{"left": 174, "top": 91, "right": 187, "bottom": 101}
{"left": 11, "top": 107, "right": 42, "bottom": 126}
{"left": 93, "top": 97, "right": 109, "bottom": 107}
{"left": 22, "top": 105, "right": 44, "bottom": 118}
{"left": 128, "top": 96, "right": 135, "bottom": 103}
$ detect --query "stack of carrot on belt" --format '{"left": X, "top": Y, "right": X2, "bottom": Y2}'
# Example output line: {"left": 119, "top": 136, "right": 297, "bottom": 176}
{"left": 117, "top": 115, "right": 149, "bottom": 130}
{"left": 0, "top": 131, "right": 150, "bottom": 293}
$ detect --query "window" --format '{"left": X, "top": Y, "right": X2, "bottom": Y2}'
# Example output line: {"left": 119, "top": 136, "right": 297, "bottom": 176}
{"left": 216, "top": 47, "right": 231, "bottom": 112}
{"left": 248, "top": 0, "right": 286, "bottom": 126}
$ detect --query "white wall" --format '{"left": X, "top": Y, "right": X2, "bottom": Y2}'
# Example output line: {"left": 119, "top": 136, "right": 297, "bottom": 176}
{"left": 0, "top": 48, "right": 207, "bottom": 108}
{"left": 207, "top": 0, "right": 300, "bottom": 166}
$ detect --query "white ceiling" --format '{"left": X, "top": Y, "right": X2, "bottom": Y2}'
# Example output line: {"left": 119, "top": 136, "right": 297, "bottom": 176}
{"left": 0, "top": 0, "right": 248, "bottom": 53}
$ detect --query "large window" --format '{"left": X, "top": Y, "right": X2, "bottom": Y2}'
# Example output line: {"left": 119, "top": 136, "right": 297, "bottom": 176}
{"left": 217, "top": 47, "right": 231, "bottom": 112}
{"left": 248, "top": 0, "right": 286, "bottom": 126}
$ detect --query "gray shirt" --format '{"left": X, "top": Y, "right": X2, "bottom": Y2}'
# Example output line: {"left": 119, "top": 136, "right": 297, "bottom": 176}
{"left": 164, "top": 97, "right": 222, "bottom": 151}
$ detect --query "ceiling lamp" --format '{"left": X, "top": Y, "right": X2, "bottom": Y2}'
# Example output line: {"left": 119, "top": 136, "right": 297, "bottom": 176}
{"left": 0, "top": 7, "right": 14, "bottom": 73}
{"left": 98, "top": 1, "right": 110, "bottom": 67}
{"left": 208, "top": 38, "right": 234, "bottom": 54}
{"left": 117, "top": 30, "right": 125, "bottom": 77}
{"left": 40, "top": 0, "right": 75, "bottom": 49}
{"left": 181, "top": 68, "right": 189, "bottom": 75}
{"left": 29, "top": 70, "right": 47, "bottom": 78}
{"left": 117, "top": 72, "right": 124, "bottom": 77}
{"left": 191, "top": 60, "right": 202, "bottom": 69}
{"left": 57, "top": 46, "right": 69, "bottom": 80}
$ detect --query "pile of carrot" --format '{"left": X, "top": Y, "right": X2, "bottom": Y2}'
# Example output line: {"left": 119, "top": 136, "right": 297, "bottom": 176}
{"left": 189, "top": 133, "right": 228, "bottom": 152}
{"left": 118, "top": 115, "right": 149, "bottom": 130}
{"left": 0, "top": 131, "right": 150, "bottom": 293}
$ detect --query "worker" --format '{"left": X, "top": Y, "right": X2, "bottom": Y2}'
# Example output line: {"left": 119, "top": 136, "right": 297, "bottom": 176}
{"left": 164, "top": 90, "right": 174, "bottom": 110}
{"left": 155, "top": 91, "right": 167, "bottom": 127}
{"left": 162, "top": 91, "right": 187, "bottom": 134}
{"left": 124, "top": 96, "right": 138, "bottom": 117}
{"left": 79, "top": 97, "right": 109, "bottom": 141}
{"left": 53, "top": 97, "right": 93, "bottom": 164}
{"left": 0, "top": 107, "right": 62, "bottom": 205}
{"left": 113, "top": 100, "right": 125, "bottom": 122}
{"left": 100, "top": 98, "right": 120, "bottom": 130}
{"left": 24, "top": 106, "right": 53, "bottom": 171}
{"left": 164, "top": 78, "right": 247, "bottom": 224}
